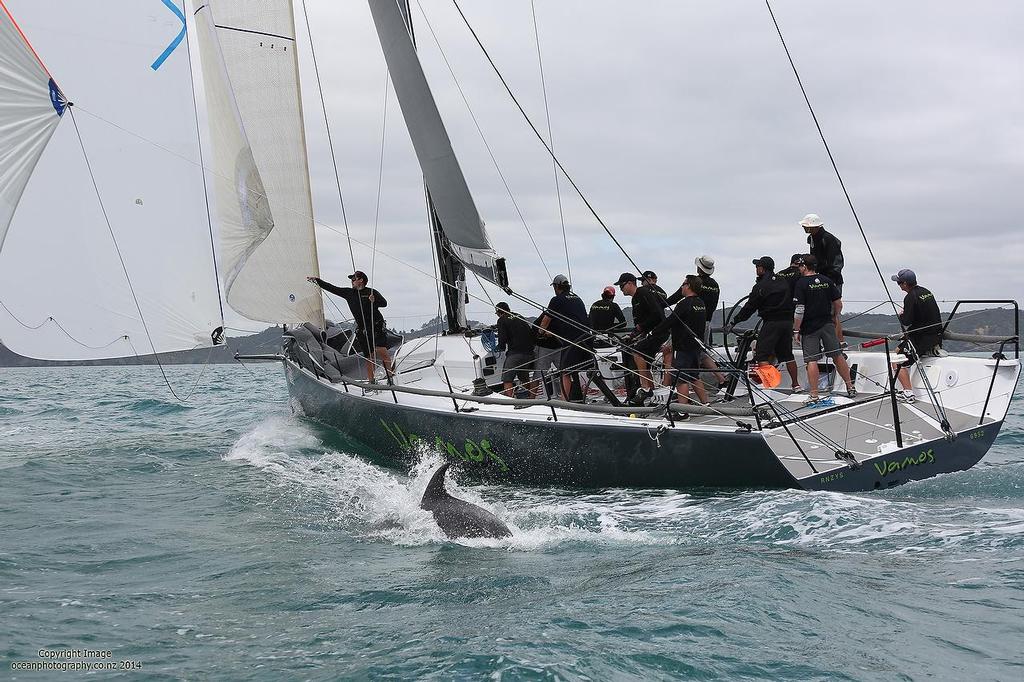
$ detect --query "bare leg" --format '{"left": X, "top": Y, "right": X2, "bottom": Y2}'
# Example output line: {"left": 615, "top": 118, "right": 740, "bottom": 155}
{"left": 700, "top": 354, "right": 726, "bottom": 385}
{"left": 833, "top": 353, "right": 854, "bottom": 389}
{"left": 692, "top": 379, "right": 708, "bottom": 405}
{"left": 894, "top": 365, "right": 913, "bottom": 391}
{"left": 676, "top": 382, "right": 690, "bottom": 404}
{"left": 502, "top": 381, "right": 515, "bottom": 397}
{"left": 805, "top": 362, "right": 819, "bottom": 397}
{"left": 634, "top": 354, "right": 653, "bottom": 391}
{"left": 786, "top": 360, "right": 801, "bottom": 389}
{"left": 561, "top": 372, "right": 574, "bottom": 400}
{"left": 661, "top": 344, "right": 674, "bottom": 386}
{"left": 374, "top": 346, "right": 394, "bottom": 378}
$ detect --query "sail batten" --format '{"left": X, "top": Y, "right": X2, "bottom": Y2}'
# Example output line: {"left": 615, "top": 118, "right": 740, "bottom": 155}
{"left": 367, "top": 0, "right": 504, "bottom": 282}
{"left": 195, "top": 0, "right": 323, "bottom": 326}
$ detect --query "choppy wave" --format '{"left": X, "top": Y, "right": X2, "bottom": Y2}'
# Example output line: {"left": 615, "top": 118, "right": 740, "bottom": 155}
{"left": 223, "top": 416, "right": 1024, "bottom": 555}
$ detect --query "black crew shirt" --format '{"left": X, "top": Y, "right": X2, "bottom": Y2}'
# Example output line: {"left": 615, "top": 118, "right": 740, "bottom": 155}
{"left": 496, "top": 315, "right": 536, "bottom": 355}
{"left": 900, "top": 285, "right": 942, "bottom": 350}
{"left": 629, "top": 286, "right": 666, "bottom": 333}
{"left": 665, "top": 274, "right": 720, "bottom": 322}
{"left": 589, "top": 299, "right": 626, "bottom": 333}
{"left": 793, "top": 274, "right": 840, "bottom": 334}
{"left": 775, "top": 266, "right": 801, "bottom": 315}
{"left": 651, "top": 296, "right": 707, "bottom": 351}
{"left": 733, "top": 273, "right": 793, "bottom": 324}
{"left": 313, "top": 278, "right": 387, "bottom": 329}
{"left": 807, "top": 229, "right": 845, "bottom": 287}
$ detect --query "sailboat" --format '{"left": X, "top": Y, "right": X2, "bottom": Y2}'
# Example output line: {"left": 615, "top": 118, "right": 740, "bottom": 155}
{"left": 1, "top": 1, "right": 1018, "bottom": 492}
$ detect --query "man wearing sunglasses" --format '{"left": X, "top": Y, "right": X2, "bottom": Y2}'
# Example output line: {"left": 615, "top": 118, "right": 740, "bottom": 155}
{"left": 308, "top": 270, "right": 393, "bottom": 381}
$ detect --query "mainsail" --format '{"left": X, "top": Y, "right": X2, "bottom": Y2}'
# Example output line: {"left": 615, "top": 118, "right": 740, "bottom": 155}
{"left": 366, "top": 0, "right": 505, "bottom": 283}
{"left": 0, "top": 0, "right": 224, "bottom": 361}
{"left": 194, "top": 0, "right": 323, "bottom": 325}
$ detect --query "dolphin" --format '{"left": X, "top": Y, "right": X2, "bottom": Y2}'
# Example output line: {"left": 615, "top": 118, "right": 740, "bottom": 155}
{"left": 420, "top": 463, "right": 512, "bottom": 539}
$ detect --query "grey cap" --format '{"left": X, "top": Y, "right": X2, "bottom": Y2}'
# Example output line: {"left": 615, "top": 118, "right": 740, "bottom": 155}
{"left": 551, "top": 274, "right": 569, "bottom": 286}
{"left": 891, "top": 269, "right": 917, "bottom": 285}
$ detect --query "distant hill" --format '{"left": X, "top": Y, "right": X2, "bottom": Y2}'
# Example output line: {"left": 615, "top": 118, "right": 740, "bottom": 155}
{"left": 2, "top": 306, "right": 1017, "bottom": 367}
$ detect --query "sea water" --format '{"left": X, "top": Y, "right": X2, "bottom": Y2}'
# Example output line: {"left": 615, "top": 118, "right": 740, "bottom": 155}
{"left": 1, "top": 365, "right": 1022, "bottom": 679}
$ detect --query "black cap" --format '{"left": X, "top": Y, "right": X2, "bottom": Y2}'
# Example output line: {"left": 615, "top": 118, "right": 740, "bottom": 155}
{"left": 642, "top": 270, "right": 657, "bottom": 279}
{"left": 348, "top": 270, "right": 368, "bottom": 282}
{"left": 790, "top": 253, "right": 803, "bottom": 265}
{"left": 614, "top": 272, "right": 637, "bottom": 286}
{"left": 796, "top": 254, "right": 817, "bottom": 269}
{"left": 752, "top": 256, "right": 774, "bottom": 271}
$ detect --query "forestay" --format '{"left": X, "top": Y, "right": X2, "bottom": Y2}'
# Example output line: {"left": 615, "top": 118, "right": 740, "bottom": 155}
{"left": 195, "top": 0, "right": 324, "bottom": 326}
{"left": 366, "top": 0, "right": 505, "bottom": 282}
{"left": 0, "top": 0, "right": 223, "bottom": 360}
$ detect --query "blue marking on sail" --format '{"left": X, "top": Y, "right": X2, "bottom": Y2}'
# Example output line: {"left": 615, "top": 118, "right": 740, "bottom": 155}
{"left": 150, "top": 0, "right": 187, "bottom": 71}
{"left": 48, "top": 78, "right": 66, "bottom": 116}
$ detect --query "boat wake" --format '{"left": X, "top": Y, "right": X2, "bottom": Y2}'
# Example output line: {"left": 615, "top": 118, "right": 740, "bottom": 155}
{"left": 223, "top": 417, "right": 1024, "bottom": 554}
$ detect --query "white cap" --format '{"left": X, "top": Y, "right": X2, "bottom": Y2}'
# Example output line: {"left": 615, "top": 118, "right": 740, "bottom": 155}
{"left": 800, "top": 213, "right": 824, "bottom": 228}
{"left": 694, "top": 255, "right": 715, "bottom": 275}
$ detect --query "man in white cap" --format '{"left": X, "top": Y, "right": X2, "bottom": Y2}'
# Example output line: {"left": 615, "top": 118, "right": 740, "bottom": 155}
{"left": 800, "top": 214, "right": 845, "bottom": 342}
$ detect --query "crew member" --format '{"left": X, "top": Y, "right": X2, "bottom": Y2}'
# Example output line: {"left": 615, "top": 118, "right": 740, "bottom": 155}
{"left": 690, "top": 255, "right": 727, "bottom": 387}
{"left": 495, "top": 302, "right": 538, "bottom": 398}
{"left": 727, "top": 256, "right": 799, "bottom": 389}
{"left": 537, "top": 274, "right": 593, "bottom": 401}
{"left": 649, "top": 275, "right": 708, "bottom": 413}
{"left": 308, "top": 270, "right": 393, "bottom": 381}
{"left": 614, "top": 272, "right": 667, "bottom": 406}
{"left": 589, "top": 286, "right": 627, "bottom": 341}
{"left": 801, "top": 213, "right": 845, "bottom": 341}
{"left": 890, "top": 269, "right": 942, "bottom": 403}
{"left": 792, "top": 255, "right": 856, "bottom": 402}
{"left": 773, "top": 253, "right": 805, "bottom": 392}
{"left": 642, "top": 270, "right": 673, "bottom": 382}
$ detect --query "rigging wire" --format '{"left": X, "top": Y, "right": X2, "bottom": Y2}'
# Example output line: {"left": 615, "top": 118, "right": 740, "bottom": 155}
{"left": 529, "top": 0, "right": 571, "bottom": 282}
{"left": 299, "top": 0, "right": 356, "bottom": 273}
{"left": 411, "top": 0, "right": 552, "bottom": 281}
{"left": 67, "top": 106, "right": 209, "bottom": 402}
{"left": 368, "top": 70, "right": 392, "bottom": 357}
{"left": 450, "top": 0, "right": 642, "bottom": 275}
{"left": 764, "top": 0, "right": 903, "bottom": 326}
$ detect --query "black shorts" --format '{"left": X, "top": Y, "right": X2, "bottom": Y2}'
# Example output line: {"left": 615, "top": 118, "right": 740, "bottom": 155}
{"left": 354, "top": 325, "right": 388, "bottom": 355}
{"left": 633, "top": 332, "right": 669, "bottom": 363}
{"left": 672, "top": 349, "right": 701, "bottom": 384}
{"left": 559, "top": 344, "right": 595, "bottom": 372}
{"left": 754, "top": 319, "right": 795, "bottom": 363}
{"left": 897, "top": 341, "right": 941, "bottom": 368}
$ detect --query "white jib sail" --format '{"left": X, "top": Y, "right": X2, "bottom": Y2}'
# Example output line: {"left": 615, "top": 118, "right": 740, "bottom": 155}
{"left": 0, "top": 0, "right": 64, "bottom": 252}
{"left": 367, "top": 0, "right": 503, "bottom": 279}
{"left": 0, "top": 0, "right": 224, "bottom": 361}
{"left": 195, "top": 0, "right": 323, "bottom": 325}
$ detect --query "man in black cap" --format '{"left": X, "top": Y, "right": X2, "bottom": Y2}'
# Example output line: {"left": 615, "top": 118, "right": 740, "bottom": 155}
{"left": 889, "top": 268, "right": 942, "bottom": 403}
{"left": 615, "top": 272, "right": 667, "bottom": 405}
{"left": 308, "top": 270, "right": 392, "bottom": 381}
{"left": 728, "top": 256, "right": 801, "bottom": 390}
{"left": 495, "top": 302, "right": 537, "bottom": 398}
{"left": 537, "top": 274, "right": 593, "bottom": 401}
{"left": 641, "top": 270, "right": 674, "bottom": 382}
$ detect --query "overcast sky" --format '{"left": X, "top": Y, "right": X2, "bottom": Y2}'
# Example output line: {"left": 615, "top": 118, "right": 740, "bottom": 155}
{"left": 295, "top": 0, "right": 1024, "bottom": 329}
{"left": 2, "top": 1, "right": 1022, "bottom": 355}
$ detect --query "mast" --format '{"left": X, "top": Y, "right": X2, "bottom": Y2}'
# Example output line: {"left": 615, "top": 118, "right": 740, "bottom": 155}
{"left": 398, "top": 0, "right": 467, "bottom": 334}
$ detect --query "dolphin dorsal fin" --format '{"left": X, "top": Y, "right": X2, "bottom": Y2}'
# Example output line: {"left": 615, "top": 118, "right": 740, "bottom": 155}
{"left": 421, "top": 463, "right": 451, "bottom": 504}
